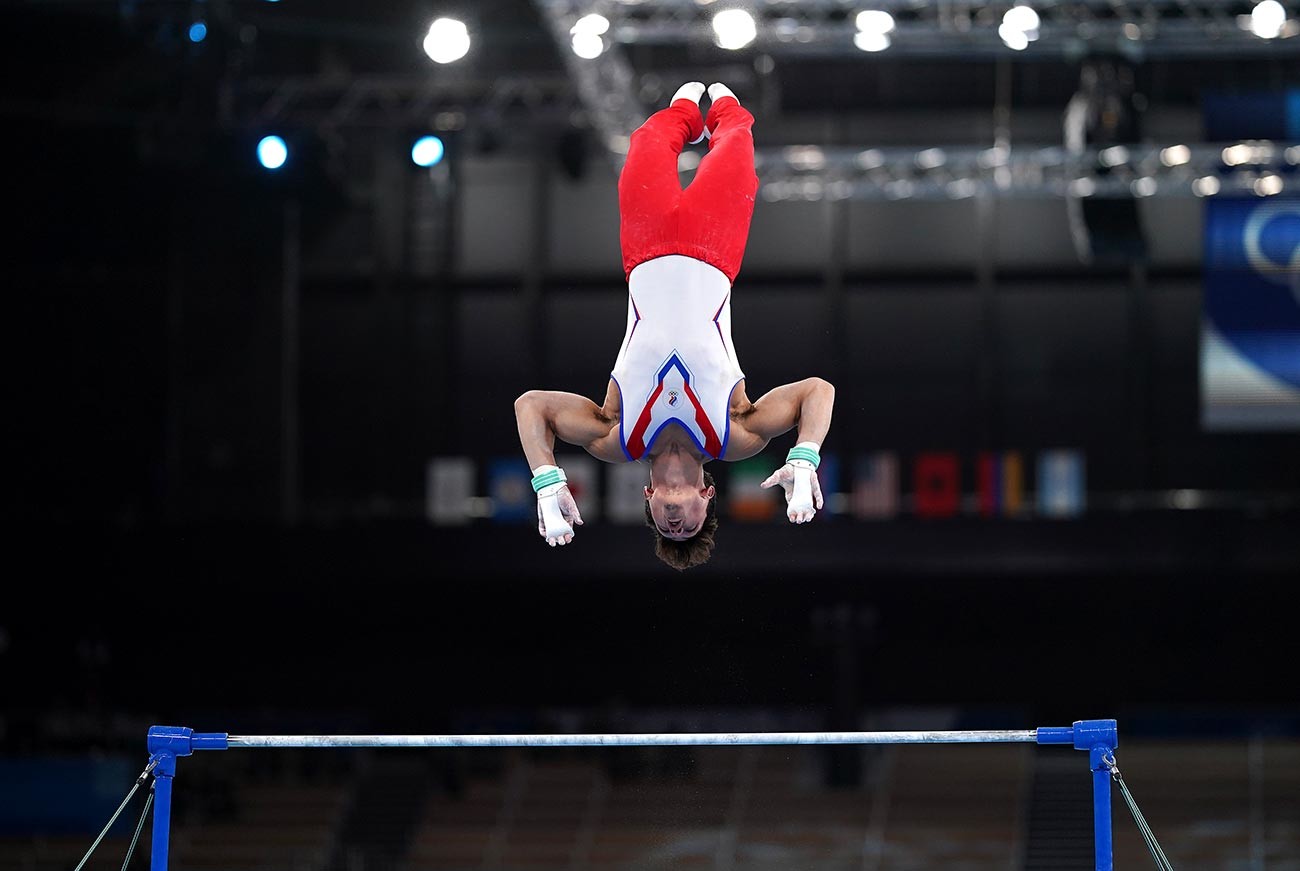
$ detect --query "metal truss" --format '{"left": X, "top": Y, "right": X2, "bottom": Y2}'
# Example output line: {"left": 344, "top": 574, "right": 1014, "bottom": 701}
{"left": 579, "top": 0, "right": 1300, "bottom": 59}
{"left": 535, "top": 0, "right": 1298, "bottom": 198}
{"left": 533, "top": 0, "right": 647, "bottom": 158}
{"left": 755, "top": 142, "right": 1300, "bottom": 200}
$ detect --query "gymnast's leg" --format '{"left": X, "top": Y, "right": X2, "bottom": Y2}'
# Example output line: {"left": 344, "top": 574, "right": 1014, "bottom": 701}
{"left": 618, "top": 83, "right": 708, "bottom": 279}
{"left": 678, "top": 84, "right": 760, "bottom": 284}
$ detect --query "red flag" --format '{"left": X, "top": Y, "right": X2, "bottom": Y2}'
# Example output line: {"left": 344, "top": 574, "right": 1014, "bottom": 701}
{"left": 913, "top": 452, "right": 959, "bottom": 518}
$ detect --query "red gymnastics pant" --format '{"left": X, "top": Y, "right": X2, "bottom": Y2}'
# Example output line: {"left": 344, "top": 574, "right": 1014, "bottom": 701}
{"left": 618, "top": 95, "right": 759, "bottom": 284}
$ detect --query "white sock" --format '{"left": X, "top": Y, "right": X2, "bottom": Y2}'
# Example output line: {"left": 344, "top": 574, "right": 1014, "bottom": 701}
{"left": 707, "top": 82, "right": 738, "bottom": 104}
{"left": 671, "top": 81, "right": 706, "bottom": 105}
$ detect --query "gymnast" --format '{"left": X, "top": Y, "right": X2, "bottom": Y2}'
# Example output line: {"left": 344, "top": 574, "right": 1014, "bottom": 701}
{"left": 513, "top": 82, "right": 836, "bottom": 569}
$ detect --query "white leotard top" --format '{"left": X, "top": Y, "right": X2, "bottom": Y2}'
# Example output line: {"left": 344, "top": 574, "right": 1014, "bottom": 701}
{"left": 611, "top": 255, "right": 744, "bottom": 461}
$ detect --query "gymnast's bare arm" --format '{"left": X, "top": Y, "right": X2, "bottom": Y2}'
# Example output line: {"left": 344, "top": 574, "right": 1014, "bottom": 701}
{"left": 513, "top": 380, "right": 626, "bottom": 468}
{"left": 723, "top": 377, "right": 836, "bottom": 461}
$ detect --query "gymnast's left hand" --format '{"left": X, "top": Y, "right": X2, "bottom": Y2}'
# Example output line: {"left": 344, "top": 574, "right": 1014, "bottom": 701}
{"left": 537, "top": 484, "right": 584, "bottom": 546}
{"left": 760, "top": 462, "right": 823, "bottom": 524}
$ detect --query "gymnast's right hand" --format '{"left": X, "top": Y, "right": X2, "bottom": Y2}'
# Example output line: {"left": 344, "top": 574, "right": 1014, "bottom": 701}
{"left": 532, "top": 465, "right": 583, "bottom": 546}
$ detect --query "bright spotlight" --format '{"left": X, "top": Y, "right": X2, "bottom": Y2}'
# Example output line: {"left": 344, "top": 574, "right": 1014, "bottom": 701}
{"left": 411, "top": 135, "right": 445, "bottom": 168}
{"left": 1254, "top": 173, "right": 1284, "bottom": 196}
{"left": 1131, "top": 177, "right": 1157, "bottom": 197}
{"left": 257, "top": 135, "right": 288, "bottom": 170}
{"left": 854, "top": 31, "right": 891, "bottom": 51}
{"left": 1192, "top": 176, "right": 1221, "bottom": 197}
{"left": 712, "top": 9, "right": 757, "bottom": 50}
{"left": 856, "top": 10, "right": 895, "bottom": 34}
{"left": 188, "top": 21, "right": 208, "bottom": 43}
{"left": 571, "top": 32, "right": 604, "bottom": 58}
{"left": 1250, "top": 0, "right": 1287, "bottom": 38}
{"left": 423, "top": 17, "right": 470, "bottom": 64}
{"left": 998, "top": 22, "right": 1030, "bottom": 50}
{"left": 1002, "top": 5, "right": 1040, "bottom": 33}
{"left": 571, "top": 13, "right": 610, "bottom": 36}
{"left": 1160, "top": 145, "right": 1192, "bottom": 167}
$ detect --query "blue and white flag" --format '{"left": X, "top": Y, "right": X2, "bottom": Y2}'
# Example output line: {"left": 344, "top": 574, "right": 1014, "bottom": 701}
{"left": 1202, "top": 199, "right": 1300, "bottom": 430}
{"left": 1036, "top": 449, "right": 1086, "bottom": 519}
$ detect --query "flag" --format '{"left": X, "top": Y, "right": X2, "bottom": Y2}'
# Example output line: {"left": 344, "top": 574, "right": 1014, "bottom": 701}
{"left": 607, "top": 462, "right": 649, "bottom": 524}
{"left": 425, "top": 457, "right": 475, "bottom": 526}
{"left": 1201, "top": 198, "right": 1300, "bottom": 431}
{"left": 488, "top": 457, "right": 534, "bottom": 523}
{"left": 1036, "top": 449, "right": 1086, "bottom": 518}
{"left": 557, "top": 453, "right": 601, "bottom": 523}
{"left": 728, "top": 458, "right": 780, "bottom": 522}
{"left": 852, "top": 452, "right": 898, "bottom": 520}
{"left": 976, "top": 451, "right": 1025, "bottom": 518}
{"left": 913, "top": 452, "right": 960, "bottom": 518}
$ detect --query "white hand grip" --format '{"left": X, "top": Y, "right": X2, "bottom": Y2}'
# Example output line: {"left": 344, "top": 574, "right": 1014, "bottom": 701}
{"left": 538, "top": 491, "right": 573, "bottom": 540}
{"left": 788, "top": 466, "right": 815, "bottom": 517}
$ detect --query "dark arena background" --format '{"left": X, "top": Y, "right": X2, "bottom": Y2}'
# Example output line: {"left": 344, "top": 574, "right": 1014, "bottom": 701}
{"left": 5, "top": 1, "right": 1300, "bottom": 869}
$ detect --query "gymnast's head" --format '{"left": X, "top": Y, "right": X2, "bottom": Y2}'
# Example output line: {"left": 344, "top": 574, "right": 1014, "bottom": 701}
{"left": 642, "top": 447, "right": 719, "bottom": 570}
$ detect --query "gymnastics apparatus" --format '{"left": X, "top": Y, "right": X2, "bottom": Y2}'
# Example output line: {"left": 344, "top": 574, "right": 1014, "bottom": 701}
{"left": 74, "top": 718, "right": 1177, "bottom": 871}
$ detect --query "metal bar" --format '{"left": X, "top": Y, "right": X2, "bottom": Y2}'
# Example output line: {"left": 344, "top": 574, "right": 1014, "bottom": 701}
{"left": 224, "top": 730, "right": 1040, "bottom": 748}
{"left": 150, "top": 770, "right": 173, "bottom": 871}
{"left": 1092, "top": 761, "right": 1114, "bottom": 871}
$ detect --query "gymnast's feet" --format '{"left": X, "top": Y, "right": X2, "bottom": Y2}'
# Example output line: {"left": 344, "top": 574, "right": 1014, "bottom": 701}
{"left": 707, "top": 82, "right": 738, "bottom": 105}
{"left": 703, "top": 83, "right": 740, "bottom": 140}
{"left": 672, "top": 81, "right": 709, "bottom": 144}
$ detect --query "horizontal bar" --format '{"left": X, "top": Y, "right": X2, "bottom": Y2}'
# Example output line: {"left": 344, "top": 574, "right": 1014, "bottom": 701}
{"left": 225, "top": 729, "right": 1041, "bottom": 749}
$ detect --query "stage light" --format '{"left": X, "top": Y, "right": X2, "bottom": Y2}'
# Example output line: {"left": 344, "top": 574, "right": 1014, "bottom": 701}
{"left": 915, "top": 148, "right": 947, "bottom": 170}
{"left": 854, "top": 31, "right": 890, "bottom": 51}
{"left": 571, "top": 32, "right": 604, "bottom": 58}
{"left": 1098, "top": 145, "right": 1130, "bottom": 167}
{"left": 1002, "top": 5, "right": 1040, "bottom": 37}
{"left": 1131, "top": 177, "right": 1157, "bottom": 197}
{"left": 572, "top": 13, "right": 609, "bottom": 36}
{"left": 1192, "top": 176, "right": 1221, "bottom": 197}
{"left": 257, "top": 135, "right": 288, "bottom": 170}
{"left": 188, "top": 21, "right": 207, "bottom": 43}
{"left": 998, "top": 22, "right": 1030, "bottom": 50}
{"left": 1160, "top": 145, "right": 1191, "bottom": 167}
{"left": 855, "top": 10, "right": 895, "bottom": 35}
{"left": 1249, "top": 0, "right": 1286, "bottom": 38}
{"left": 1254, "top": 173, "right": 1284, "bottom": 196}
{"left": 1069, "top": 177, "right": 1097, "bottom": 197}
{"left": 424, "top": 17, "right": 470, "bottom": 64}
{"left": 712, "top": 9, "right": 757, "bottom": 50}
{"left": 1000, "top": 5, "right": 1039, "bottom": 48}
{"left": 411, "top": 135, "right": 445, "bottom": 168}
{"left": 854, "top": 9, "right": 894, "bottom": 51}
{"left": 571, "top": 13, "right": 609, "bottom": 58}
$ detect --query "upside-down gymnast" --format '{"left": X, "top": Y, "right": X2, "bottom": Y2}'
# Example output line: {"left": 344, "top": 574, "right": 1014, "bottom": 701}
{"left": 513, "top": 82, "right": 836, "bottom": 570}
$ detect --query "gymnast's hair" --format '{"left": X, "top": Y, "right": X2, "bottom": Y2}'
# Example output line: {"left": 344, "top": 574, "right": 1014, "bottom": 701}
{"left": 644, "top": 469, "right": 718, "bottom": 571}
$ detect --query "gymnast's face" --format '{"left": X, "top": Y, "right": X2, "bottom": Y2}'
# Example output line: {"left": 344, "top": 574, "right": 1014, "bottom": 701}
{"left": 644, "top": 480, "right": 715, "bottom": 540}
{"left": 644, "top": 442, "right": 713, "bottom": 539}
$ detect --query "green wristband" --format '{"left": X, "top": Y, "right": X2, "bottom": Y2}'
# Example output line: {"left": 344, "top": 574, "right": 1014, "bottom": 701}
{"left": 786, "top": 445, "right": 820, "bottom": 468}
{"left": 531, "top": 468, "right": 567, "bottom": 493}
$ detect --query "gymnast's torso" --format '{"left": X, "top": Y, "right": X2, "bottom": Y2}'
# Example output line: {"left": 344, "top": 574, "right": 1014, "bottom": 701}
{"left": 610, "top": 254, "right": 746, "bottom": 462}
